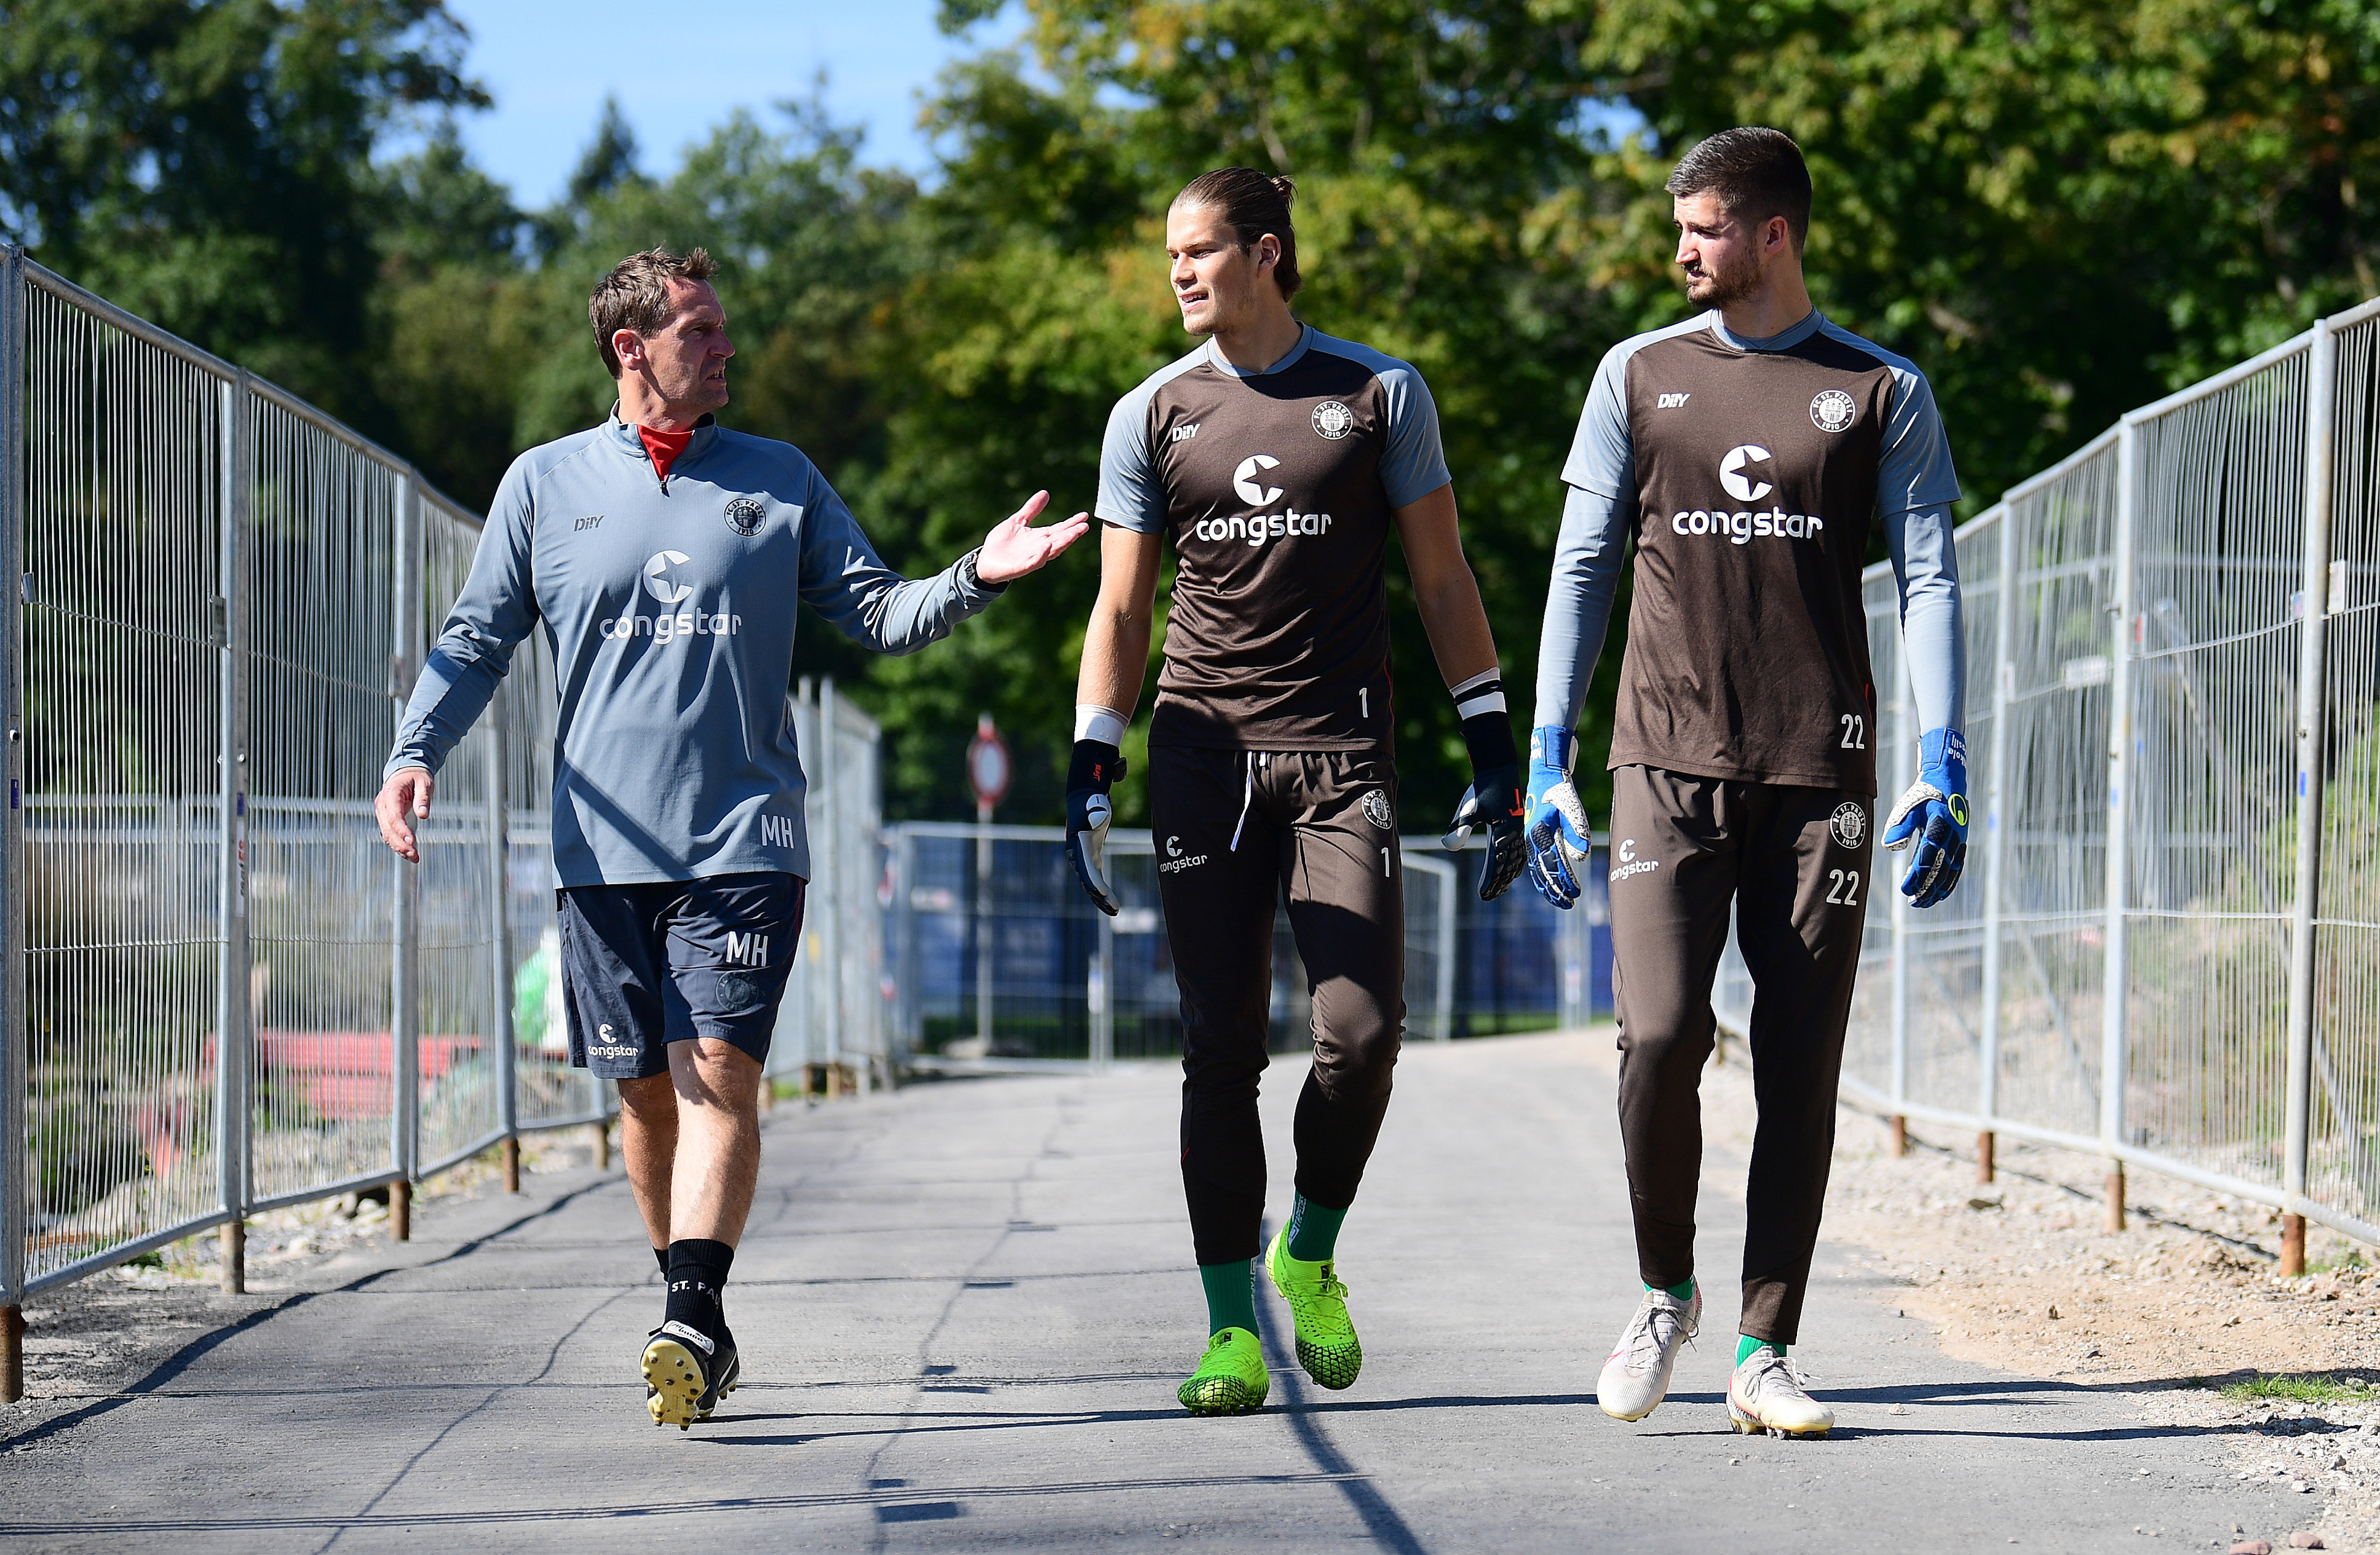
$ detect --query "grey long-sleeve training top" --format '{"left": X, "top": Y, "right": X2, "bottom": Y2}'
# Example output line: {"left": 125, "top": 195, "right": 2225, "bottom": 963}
{"left": 384, "top": 414, "right": 1005, "bottom": 886}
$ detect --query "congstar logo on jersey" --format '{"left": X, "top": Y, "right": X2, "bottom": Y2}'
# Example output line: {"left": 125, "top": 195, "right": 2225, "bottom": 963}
{"left": 1192, "top": 454, "right": 1337, "bottom": 548}
{"left": 1668, "top": 445, "right": 1830, "bottom": 545}
{"left": 597, "top": 551, "right": 746, "bottom": 643}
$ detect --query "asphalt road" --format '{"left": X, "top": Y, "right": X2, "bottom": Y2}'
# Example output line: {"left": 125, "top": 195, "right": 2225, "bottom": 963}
{"left": 0, "top": 1031, "right": 2304, "bottom": 1551}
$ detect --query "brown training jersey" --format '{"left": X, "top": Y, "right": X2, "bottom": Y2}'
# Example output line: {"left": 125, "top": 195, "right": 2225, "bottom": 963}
{"left": 1097, "top": 327, "right": 1452, "bottom": 752}
{"left": 1557, "top": 312, "right": 1962, "bottom": 793}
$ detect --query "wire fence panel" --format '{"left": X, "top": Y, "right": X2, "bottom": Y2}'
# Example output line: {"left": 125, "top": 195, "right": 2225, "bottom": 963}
{"left": 884, "top": 822, "right": 1546, "bottom": 1066}
{"left": 17, "top": 277, "right": 229, "bottom": 1283}
{"left": 772, "top": 679, "right": 888, "bottom": 1084}
{"left": 244, "top": 392, "right": 407, "bottom": 1205}
{"left": 1902, "top": 514, "right": 2005, "bottom": 1120}
{"left": 492, "top": 585, "right": 599, "bottom": 1131}
{"left": 2311, "top": 308, "right": 2380, "bottom": 1221}
{"left": 1986, "top": 438, "right": 2122, "bottom": 1140}
{"left": 1710, "top": 297, "right": 2380, "bottom": 1251}
{"left": 2125, "top": 344, "right": 2309, "bottom": 1184}
{"left": 410, "top": 501, "right": 505, "bottom": 1175}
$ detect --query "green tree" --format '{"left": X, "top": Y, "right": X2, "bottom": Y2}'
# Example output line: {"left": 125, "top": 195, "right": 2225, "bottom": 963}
{"left": 1566, "top": 0, "right": 2380, "bottom": 502}
{"left": 0, "top": 0, "right": 486, "bottom": 419}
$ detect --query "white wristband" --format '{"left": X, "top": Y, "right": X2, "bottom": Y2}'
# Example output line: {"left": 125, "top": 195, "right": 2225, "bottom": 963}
{"left": 1074, "top": 705, "right": 1128, "bottom": 746}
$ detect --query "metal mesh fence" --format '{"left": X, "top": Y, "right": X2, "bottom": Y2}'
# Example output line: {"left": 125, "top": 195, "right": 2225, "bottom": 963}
{"left": 15, "top": 275, "right": 229, "bottom": 1281}
{"left": 0, "top": 251, "right": 699, "bottom": 1309}
{"left": 878, "top": 822, "right": 1599, "bottom": 1066}
{"left": 771, "top": 678, "right": 887, "bottom": 1086}
{"left": 1716, "top": 296, "right": 2380, "bottom": 1248}
{"left": 244, "top": 389, "right": 407, "bottom": 1208}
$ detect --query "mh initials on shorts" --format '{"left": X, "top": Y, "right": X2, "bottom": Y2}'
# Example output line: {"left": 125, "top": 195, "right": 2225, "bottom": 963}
{"left": 726, "top": 932, "right": 769, "bottom": 967}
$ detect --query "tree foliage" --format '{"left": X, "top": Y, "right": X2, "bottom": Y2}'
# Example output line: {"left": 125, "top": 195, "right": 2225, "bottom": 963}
{"left": 7, "top": 0, "right": 2374, "bottom": 823}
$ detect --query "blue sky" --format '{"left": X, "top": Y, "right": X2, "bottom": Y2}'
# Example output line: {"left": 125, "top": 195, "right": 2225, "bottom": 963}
{"left": 432, "top": 0, "right": 1033, "bottom": 202}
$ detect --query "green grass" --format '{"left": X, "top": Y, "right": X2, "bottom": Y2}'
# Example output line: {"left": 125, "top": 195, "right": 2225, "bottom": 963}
{"left": 2217, "top": 1373, "right": 2380, "bottom": 1405}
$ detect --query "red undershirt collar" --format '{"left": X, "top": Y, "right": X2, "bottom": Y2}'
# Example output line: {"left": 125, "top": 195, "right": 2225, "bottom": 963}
{"left": 637, "top": 423, "right": 696, "bottom": 482}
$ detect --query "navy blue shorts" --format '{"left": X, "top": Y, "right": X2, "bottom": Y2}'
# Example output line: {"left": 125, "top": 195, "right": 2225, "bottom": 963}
{"left": 557, "top": 872, "right": 806, "bottom": 1080}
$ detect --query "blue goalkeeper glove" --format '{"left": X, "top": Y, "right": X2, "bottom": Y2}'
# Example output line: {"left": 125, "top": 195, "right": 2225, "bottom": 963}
{"left": 1523, "top": 726, "right": 1595, "bottom": 909}
{"left": 1882, "top": 727, "right": 1969, "bottom": 909}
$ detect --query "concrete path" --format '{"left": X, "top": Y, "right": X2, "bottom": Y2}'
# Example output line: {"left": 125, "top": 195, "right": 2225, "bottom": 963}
{"left": 0, "top": 1032, "right": 2302, "bottom": 1551}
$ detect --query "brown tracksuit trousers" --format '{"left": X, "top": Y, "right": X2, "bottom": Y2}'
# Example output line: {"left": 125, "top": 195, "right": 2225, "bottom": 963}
{"left": 1609, "top": 764, "right": 1874, "bottom": 1343}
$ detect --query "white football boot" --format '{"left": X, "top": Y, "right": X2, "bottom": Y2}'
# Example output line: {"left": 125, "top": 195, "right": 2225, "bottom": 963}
{"left": 1595, "top": 1284, "right": 1702, "bottom": 1422}
{"left": 1727, "top": 1345, "right": 1834, "bottom": 1438}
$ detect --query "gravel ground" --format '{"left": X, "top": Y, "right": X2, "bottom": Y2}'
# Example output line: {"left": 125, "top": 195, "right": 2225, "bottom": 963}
{"left": 1692, "top": 1043, "right": 2380, "bottom": 1553}
{"left": 7, "top": 1125, "right": 609, "bottom": 1418}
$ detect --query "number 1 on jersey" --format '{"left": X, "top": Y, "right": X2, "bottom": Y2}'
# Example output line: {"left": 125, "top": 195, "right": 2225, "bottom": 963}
{"left": 1360, "top": 687, "right": 1369, "bottom": 719}
{"left": 1381, "top": 845, "right": 1392, "bottom": 877}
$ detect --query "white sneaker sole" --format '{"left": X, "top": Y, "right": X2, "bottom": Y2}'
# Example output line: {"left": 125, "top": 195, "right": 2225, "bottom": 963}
{"left": 1597, "top": 1361, "right": 1672, "bottom": 1422}
{"left": 1727, "top": 1399, "right": 1832, "bottom": 1438}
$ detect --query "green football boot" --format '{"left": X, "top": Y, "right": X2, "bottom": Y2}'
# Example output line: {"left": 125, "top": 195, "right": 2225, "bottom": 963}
{"left": 1178, "top": 1327, "right": 1269, "bottom": 1415}
{"left": 1265, "top": 1225, "right": 1363, "bottom": 1390}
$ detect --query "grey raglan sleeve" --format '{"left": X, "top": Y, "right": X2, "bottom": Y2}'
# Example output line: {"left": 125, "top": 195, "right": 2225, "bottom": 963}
{"left": 1534, "top": 344, "right": 1638, "bottom": 732}
{"left": 384, "top": 457, "right": 542, "bottom": 783}
{"left": 798, "top": 469, "right": 1005, "bottom": 655}
{"left": 1095, "top": 389, "right": 1166, "bottom": 534}
{"left": 1377, "top": 364, "right": 1453, "bottom": 507}
{"left": 1878, "top": 366, "right": 1967, "bottom": 736}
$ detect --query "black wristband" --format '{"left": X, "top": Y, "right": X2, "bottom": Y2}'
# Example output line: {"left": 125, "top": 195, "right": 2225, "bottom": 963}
{"left": 1067, "top": 738, "right": 1125, "bottom": 792}
{"left": 1460, "top": 710, "right": 1518, "bottom": 776}
{"left": 958, "top": 547, "right": 1010, "bottom": 596}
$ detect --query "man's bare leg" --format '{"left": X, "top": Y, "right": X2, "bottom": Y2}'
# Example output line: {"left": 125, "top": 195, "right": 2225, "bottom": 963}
{"left": 638, "top": 1040, "right": 764, "bottom": 1428}
{"left": 617, "top": 1072, "right": 680, "bottom": 1257}
{"left": 665, "top": 1038, "right": 764, "bottom": 1244}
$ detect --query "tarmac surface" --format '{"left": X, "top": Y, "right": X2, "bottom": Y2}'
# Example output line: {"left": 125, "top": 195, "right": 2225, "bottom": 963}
{"left": 0, "top": 1030, "right": 2308, "bottom": 1551}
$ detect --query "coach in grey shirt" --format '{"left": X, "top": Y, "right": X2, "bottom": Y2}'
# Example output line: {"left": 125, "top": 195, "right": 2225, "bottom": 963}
{"left": 374, "top": 246, "right": 1085, "bottom": 1428}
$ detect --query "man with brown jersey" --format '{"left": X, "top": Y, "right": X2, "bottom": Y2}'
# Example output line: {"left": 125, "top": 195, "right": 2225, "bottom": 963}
{"left": 1063, "top": 167, "right": 1528, "bottom": 1416}
{"left": 1525, "top": 128, "right": 1970, "bottom": 1437}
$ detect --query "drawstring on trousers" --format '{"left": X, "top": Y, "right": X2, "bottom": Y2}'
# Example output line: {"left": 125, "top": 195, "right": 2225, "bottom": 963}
{"left": 1230, "top": 751, "right": 1269, "bottom": 852}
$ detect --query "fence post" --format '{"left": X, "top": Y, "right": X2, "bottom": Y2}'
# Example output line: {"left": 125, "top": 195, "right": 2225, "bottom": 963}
{"left": 1435, "top": 860, "right": 1458, "bottom": 1043}
{"left": 0, "top": 243, "right": 29, "bottom": 1399}
{"left": 1889, "top": 635, "right": 1914, "bottom": 1152}
{"left": 215, "top": 373, "right": 252, "bottom": 1292}
{"left": 390, "top": 474, "right": 422, "bottom": 1236}
{"left": 822, "top": 677, "right": 845, "bottom": 1095}
{"left": 1978, "top": 508, "right": 2017, "bottom": 1183}
{"left": 894, "top": 827, "right": 916, "bottom": 1065}
{"left": 2281, "top": 317, "right": 2339, "bottom": 1276}
{"left": 2102, "top": 417, "right": 2142, "bottom": 1231}
{"left": 1091, "top": 906, "right": 1114, "bottom": 1072}
{"left": 487, "top": 689, "right": 517, "bottom": 1192}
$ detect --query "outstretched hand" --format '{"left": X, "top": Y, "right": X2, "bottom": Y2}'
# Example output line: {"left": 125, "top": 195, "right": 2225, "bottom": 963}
{"left": 978, "top": 491, "right": 1090, "bottom": 584}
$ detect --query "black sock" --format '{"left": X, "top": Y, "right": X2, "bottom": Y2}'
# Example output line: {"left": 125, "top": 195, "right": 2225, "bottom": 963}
{"left": 664, "top": 1239, "right": 734, "bottom": 1341}
{"left": 654, "top": 1246, "right": 668, "bottom": 1276}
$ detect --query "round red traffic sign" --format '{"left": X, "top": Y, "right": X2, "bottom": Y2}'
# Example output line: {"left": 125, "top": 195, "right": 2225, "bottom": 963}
{"left": 967, "top": 714, "right": 1010, "bottom": 809}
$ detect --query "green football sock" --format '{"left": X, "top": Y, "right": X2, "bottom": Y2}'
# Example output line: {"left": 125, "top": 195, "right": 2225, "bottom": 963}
{"left": 1200, "top": 1259, "right": 1259, "bottom": 1336}
{"left": 1737, "top": 1334, "right": 1787, "bottom": 1365}
{"left": 1649, "top": 1276, "right": 1696, "bottom": 1302}
{"left": 1285, "top": 1193, "right": 1347, "bottom": 1262}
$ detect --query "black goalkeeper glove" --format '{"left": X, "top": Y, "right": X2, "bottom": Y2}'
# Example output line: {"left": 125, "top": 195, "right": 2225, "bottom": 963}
{"left": 1064, "top": 738, "right": 1125, "bottom": 916}
{"left": 1442, "top": 684, "right": 1526, "bottom": 901}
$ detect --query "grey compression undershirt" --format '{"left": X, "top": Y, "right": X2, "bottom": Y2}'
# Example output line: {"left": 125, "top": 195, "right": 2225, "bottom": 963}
{"left": 1532, "top": 309, "right": 1965, "bottom": 742}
